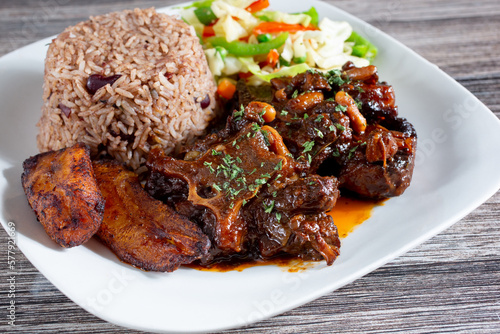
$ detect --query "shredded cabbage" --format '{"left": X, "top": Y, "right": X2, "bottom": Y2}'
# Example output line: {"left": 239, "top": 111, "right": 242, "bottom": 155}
{"left": 255, "top": 11, "right": 312, "bottom": 26}
{"left": 239, "top": 57, "right": 309, "bottom": 82}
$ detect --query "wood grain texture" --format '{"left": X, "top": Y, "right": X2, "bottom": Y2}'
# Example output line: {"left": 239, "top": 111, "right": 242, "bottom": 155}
{"left": 0, "top": 0, "right": 499, "bottom": 333}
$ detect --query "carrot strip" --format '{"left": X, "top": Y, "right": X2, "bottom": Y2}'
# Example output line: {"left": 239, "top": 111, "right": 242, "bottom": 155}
{"left": 253, "top": 22, "right": 317, "bottom": 35}
{"left": 267, "top": 49, "right": 280, "bottom": 67}
{"left": 246, "top": 0, "right": 269, "bottom": 14}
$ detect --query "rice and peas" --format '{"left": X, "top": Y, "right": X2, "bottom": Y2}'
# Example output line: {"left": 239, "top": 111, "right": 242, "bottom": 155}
{"left": 37, "top": 2, "right": 374, "bottom": 169}
{"left": 37, "top": 8, "right": 217, "bottom": 172}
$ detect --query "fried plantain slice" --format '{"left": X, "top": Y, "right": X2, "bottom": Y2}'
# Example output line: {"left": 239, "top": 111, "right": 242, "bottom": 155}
{"left": 21, "top": 143, "right": 105, "bottom": 247}
{"left": 93, "top": 160, "right": 210, "bottom": 272}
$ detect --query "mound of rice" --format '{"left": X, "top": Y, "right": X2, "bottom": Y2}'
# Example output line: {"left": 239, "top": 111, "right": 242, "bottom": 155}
{"left": 37, "top": 8, "right": 217, "bottom": 171}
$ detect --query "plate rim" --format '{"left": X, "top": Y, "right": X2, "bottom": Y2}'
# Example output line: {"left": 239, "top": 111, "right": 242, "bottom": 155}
{"left": 1, "top": 0, "right": 500, "bottom": 333}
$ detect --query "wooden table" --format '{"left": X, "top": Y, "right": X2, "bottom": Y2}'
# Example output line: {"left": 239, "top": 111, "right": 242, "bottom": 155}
{"left": 1, "top": 0, "right": 499, "bottom": 333}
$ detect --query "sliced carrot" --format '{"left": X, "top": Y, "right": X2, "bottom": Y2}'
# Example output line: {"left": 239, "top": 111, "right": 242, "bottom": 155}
{"left": 217, "top": 79, "right": 237, "bottom": 100}
{"left": 253, "top": 22, "right": 317, "bottom": 35}
{"left": 246, "top": 0, "right": 270, "bottom": 14}
{"left": 266, "top": 49, "right": 280, "bottom": 68}
{"left": 259, "top": 48, "right": 280, "bottom": 68}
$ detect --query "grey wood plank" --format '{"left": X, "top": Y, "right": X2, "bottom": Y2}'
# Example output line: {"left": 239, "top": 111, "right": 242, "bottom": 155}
{"left": 0, "top": 0, "right": 499, "bottom": 333}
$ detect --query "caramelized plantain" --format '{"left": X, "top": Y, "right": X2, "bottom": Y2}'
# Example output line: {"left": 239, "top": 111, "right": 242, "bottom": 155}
{"left": 21, "top": 143, "right": 104, "bottom": 247}
{"left": 93, "top": 160, "right": 210, "bottom": 272}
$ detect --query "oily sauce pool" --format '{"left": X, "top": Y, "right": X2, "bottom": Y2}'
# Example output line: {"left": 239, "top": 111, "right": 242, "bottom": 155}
{"left": 188, "top": 196, "right": 383, "bottom": 272}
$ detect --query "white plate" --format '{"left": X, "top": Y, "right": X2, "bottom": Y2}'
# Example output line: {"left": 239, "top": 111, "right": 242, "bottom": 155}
{"left": 1, "top": 1, "right": 500, "bottom": 333}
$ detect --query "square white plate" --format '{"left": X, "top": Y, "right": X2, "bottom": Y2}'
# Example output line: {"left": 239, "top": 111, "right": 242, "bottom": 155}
{"left": 1, "top": 1, "right": 500, "bottom": 333}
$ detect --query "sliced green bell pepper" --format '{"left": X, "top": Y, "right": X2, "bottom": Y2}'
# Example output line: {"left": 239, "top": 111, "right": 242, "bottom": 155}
{"left": 301, "top": 7, "right": 319, "bottom": 27}
{"left": 194, "top": 6, "right": 217, "bottom": 25}
{"left": 206, "top": 32, "right": 289, "bottom": 57}
{"left": 347, "top": 31, "right": 378, "bottom": 62}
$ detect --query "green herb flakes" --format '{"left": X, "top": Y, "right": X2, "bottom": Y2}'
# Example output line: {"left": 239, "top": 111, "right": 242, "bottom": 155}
{"left": 264, "top": 200, "right": 275, "bottom": 214}
{"left": 335, "top": 104, "right": 347, "bottom": 112}
{"left": 302, "top": 141, "right": 315, "bottom": 153}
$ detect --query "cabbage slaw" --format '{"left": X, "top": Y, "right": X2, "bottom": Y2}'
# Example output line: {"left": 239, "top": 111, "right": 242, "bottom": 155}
{"left": 181, "top": 0, "right": 377, "bottom": 87}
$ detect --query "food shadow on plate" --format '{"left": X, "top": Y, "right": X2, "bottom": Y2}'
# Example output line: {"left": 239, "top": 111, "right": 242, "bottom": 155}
{"left": 1, "top": 166, "right": 62, "bottom": 251}
{"left": 83, "top": 237, "right": 177, "bottom": 279}
{"left": 0, "top": 66, "right": 42, "bottom": 164}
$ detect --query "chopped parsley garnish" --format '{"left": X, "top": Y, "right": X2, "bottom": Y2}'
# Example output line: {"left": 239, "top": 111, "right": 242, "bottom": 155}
{"left": 303, "top": 113, "right": 309, "bottom": 119}
{"left": 255, "top": 178, "right": 267, "bottom": 185}
{"left": 325, "top": 69, "right": 349, "bottom": 86}
{"left": 275, "top": 212, "right": 282, "bottom": 221}
{"left": 212, "top": 183, "right": 222, "bottom": 192}
{"left": 335, "top": 104, "right": 347, "bottom": 112}
{"left": 274, "top": 160, "right": 283, "bottom": 171}
{"left": 315, "top": 115, "right": 324, "bottom": 122}
{"left": 222, "top": 154, "right": 234, "bottom": 166}
{"left": 302, "top": 141, "right": 315, "bottom": 153}
{"left": 335, "top": 123, "right": 346, "bottom": 131}
{"left": 261, "top": 129, "right": 270, "bottom": 146}
{"left": 211, "top": 149, "right": 221, "bottom": 156}
{"left": 204, "top": 161, "right": 215, "bottom": 173}
{"left": 280, "top": 110, "right": 288, "bottom": 116}
{"left": 233, "top": 105, "right": 244, "bottom": 121}
{"left": 251, "top": 123, "right": 261, "bottom": 133}
{"left": 348, "top": 142, "right": 367, "bottom": 159}
{"left": 314, "top": 128, "right": 324, "bottom": 138}
{"left": 292, "top": 90, "right": 299, "bottom": 99}
{"left": 263, "top": 200, "right": 275, "bottom": 214}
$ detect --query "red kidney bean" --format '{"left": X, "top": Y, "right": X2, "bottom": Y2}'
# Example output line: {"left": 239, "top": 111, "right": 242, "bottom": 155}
{"left": 59, "top": 103, "right": 71, "bottom": 117}
{"left": 86, "top": 74, "right": 122, "bottom": 95}
{"left": 200, "top": 94, "right": 211, "bottom": 109}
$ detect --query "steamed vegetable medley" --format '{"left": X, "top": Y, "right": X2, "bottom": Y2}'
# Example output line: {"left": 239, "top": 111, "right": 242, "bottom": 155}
{"left": 181, "top": 0, "right": 377, "bottom": 97}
